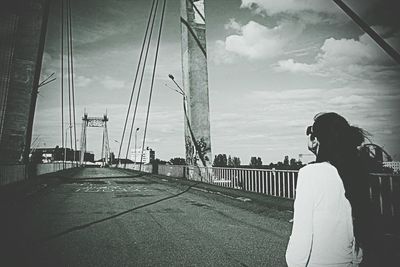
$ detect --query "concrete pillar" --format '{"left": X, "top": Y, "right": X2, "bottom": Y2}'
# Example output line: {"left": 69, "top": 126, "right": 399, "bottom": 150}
{"left": 0, "top": 0, "right": 50, "bottom": 164}
{"left": 180, "top": 0, "right": 212, "bottom": 166}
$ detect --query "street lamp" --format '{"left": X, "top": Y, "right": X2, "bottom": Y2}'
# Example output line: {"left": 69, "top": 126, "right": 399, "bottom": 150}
{"left": 134, "top": 128, "right": 140, "bottom": 166}
{"left": 168, "top": 74, "right": 185, "bottom": 96}
{"left": 75, "top": 139, "right": 80, "bottom": 167}
{"left": 167, "top": 74, "right": 187, "bottom": 122}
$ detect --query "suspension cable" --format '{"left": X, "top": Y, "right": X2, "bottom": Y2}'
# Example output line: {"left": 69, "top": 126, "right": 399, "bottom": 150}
{"left": 139, "top": 0, "right": 167, "bottom": 171}
{"left": 60, "top": 0, "right": 64, "bottom": 167}
{"left": 68, "top": 0, "right": 78, "bottom": 164}
{"left": 117, "top": 0, "right": 158, "bottom": 165}
{"left": 0, "top": 16, "right": 18, "bottom": 134}
{"left": 66, "top": 0, "right": 73, "bottom": 152}
{"left": 124, "top": 0, "right": 160, "bottom": 164}
{"left": 332, "top": 0, "right": 400, "bottom": 64}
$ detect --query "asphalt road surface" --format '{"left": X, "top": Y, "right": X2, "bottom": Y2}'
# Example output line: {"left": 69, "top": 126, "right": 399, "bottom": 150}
{"left": 0, "top": 168, "right": 293, "bottom": 266}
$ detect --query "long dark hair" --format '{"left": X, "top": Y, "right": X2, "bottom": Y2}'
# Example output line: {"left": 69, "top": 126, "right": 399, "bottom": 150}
{"left": 312, "top": 112, "right": 371, "bottom": 249}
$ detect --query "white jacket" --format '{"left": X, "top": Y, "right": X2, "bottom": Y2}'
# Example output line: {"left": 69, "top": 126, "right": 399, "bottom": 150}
{"left": 286, "top": 162, "right": 362, "bottom": 267}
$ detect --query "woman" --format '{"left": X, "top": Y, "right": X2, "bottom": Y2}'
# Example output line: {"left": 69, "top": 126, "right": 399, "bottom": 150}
{"left": 286, "top": 112, "right": 372, "bottom": 267}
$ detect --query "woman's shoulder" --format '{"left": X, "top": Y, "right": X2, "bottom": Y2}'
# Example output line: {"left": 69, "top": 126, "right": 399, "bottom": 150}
{"left": 299, "top": 162, "right": 346, "bottom": 197}
{"left": 299, "top": 162, "right": 337, "bottom": 176}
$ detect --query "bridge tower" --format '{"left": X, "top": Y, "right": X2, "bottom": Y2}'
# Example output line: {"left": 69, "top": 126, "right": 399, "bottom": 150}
{"left": 180, "top": 0, "right": 212, "bottom": 167}
{"left": 0, "top": 0, "right": 50, "bottom": 163}
{"left": 79, "top": 113, "right": 110, "bottom": 166}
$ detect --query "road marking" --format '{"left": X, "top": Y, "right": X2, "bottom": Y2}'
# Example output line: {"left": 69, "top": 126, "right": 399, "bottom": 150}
{"left": 74, "top": 184, "right": 149, "bottom": 193}
{"left": 235, "top": 197, "right": 251, "bottom": 202}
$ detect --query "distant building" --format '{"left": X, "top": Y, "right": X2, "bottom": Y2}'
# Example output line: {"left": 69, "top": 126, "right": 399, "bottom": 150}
{"left": 383, "top": 161, "right": 400, "bottom": 174}
{"left": 29, "top": 147, "right": 94, "bottom": 163}
{"left": 130, "top": 147, "right": 155, "bottom": 164}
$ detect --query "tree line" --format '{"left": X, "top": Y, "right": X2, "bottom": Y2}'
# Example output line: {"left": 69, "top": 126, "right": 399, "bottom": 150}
{"left": 212, "top": 154, "right": 304, "bottom": 170}
{"left": 212, "top": 154, "right": 241, "bottom": 167}
{"left": 165, "top": 154, "right": 304, "bottom": 171}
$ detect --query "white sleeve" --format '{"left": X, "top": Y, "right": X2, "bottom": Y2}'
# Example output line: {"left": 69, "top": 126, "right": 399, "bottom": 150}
{"left": 286, "top": 168, "right": 314, "bottom": 267}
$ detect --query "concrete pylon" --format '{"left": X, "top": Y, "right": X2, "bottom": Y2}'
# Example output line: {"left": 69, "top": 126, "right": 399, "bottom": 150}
{"left": 180, "top": 0, "right": 212, "bottom": 167}
{"left": 0, "top": 0, "right": 50, "bottom": 163}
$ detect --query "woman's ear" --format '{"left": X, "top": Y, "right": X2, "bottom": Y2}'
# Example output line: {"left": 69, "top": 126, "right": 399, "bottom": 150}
{"left": 308, "top": 136, "right": 320, "bottom": 155}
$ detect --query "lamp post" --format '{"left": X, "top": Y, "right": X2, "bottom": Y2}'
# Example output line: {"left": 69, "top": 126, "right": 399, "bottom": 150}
{"left": 75, "top": 139, "right": 79, "bottom": 167}
{"left": 72, "top": 126, "right": 76, "bottom": 166}
{"left": 64, "top": 126, "right": 68, "bottom": 169}
{"left": 64, "top": 125, "right": 73, "bottom": 169}
{"left": 113, "top": 139, "right": 120, "bottom": 166}
{"left": 134, "top": 128, "right": 140, "bottom": 167}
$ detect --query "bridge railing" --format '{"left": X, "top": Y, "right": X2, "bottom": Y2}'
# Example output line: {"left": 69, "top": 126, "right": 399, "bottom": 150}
{"left": 185, "top": 166, "right": 298, "bottom": 199}
{"left": 368, "top": 173, "right": 400, "bottom": 219}
{"left": 182, "top": 166, "right": 399, "bottom": 218}
{"left": 35, "top": 162, "right": 77, "bottom": 176}
{"left": 0, "top": 162, "right": 77, "bottom": 186}
{"left": 118, "top": 163, "right": 153, "bottom": 173}
{"left": 117, "top": 163, "right": 399, "bottom": 219}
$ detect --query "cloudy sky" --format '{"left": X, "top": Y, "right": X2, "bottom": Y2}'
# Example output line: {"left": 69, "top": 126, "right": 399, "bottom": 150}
{"left": 34, "top": 0, "right": 400, "bottom": 164}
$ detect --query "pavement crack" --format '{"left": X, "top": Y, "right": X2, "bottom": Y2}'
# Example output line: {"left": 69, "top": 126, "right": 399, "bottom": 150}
{"left": 146, "top": 211, "right": 166, "bottom": 230}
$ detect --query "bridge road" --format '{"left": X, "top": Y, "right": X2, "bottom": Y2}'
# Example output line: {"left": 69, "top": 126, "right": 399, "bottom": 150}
{"left": 0, "top": 168, "right": 292, "bottom": 266}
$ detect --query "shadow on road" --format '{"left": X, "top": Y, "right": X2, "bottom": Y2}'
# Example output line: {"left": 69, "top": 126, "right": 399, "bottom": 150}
{"left": 37, "top": 181, "right": 201, "bottom": 244}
